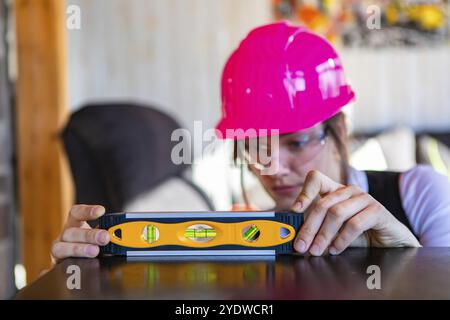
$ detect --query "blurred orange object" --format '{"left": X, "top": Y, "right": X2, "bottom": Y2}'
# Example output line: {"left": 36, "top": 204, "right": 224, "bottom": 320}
{"left": 297, "top": 4, "right": 328, "bottom": 31}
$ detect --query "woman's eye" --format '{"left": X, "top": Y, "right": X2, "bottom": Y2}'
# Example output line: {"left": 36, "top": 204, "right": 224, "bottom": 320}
{"left": 288, "top": 139, "right": 308, "bottom": 149}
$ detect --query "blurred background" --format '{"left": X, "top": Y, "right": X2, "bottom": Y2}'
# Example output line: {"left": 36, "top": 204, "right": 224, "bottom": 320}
{"left": 0, "top": 0, "right": 449, "bottom": 299}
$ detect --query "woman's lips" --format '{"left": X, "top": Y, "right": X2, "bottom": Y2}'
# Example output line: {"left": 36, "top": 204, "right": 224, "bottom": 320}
{"left": 271, "top": 185, "right": 302, "bottom": 195}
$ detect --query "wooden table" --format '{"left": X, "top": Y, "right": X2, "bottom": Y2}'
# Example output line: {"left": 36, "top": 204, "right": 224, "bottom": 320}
{"left": 15, "top": 248, "right": 450, "bottom": 299}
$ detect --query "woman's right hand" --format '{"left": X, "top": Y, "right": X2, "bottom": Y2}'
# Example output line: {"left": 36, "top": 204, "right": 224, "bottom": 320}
{"left": 51, "top": 204, "right": 110, "bottom": 263}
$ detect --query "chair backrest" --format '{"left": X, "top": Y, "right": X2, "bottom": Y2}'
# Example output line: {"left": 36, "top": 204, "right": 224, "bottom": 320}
{"left": 61, "top": 102, "right": 213, "bottom": 212}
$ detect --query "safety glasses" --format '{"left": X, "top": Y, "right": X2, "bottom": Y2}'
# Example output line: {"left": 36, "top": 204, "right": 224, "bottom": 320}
{"left": 238, "top": 125, "right": 330, "bottom": 173}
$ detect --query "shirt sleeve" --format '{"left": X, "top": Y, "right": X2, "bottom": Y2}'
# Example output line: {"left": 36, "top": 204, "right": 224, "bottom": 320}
{"left": 400, "top": 165, "right": 450, "bottom": 246}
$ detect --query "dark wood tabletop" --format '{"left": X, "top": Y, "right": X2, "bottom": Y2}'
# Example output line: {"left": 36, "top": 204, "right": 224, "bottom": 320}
{"left": 14, "top": 248, "right": 450, "bottom": 300}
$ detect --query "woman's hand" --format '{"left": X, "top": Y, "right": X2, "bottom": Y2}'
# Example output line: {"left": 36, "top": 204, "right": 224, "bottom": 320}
{"left": 292, "top": 170, "right": 421, "bottom": 256}
{"left": 51, "top": 204, "right": 110, "bottom": 263}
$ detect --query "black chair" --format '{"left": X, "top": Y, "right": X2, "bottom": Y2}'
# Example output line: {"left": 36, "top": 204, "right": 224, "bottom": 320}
{"left": 61, "top": 102, "right": 214, "bottom": 213}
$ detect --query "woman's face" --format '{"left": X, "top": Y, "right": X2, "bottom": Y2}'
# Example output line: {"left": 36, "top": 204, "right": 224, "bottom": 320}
{"left": 248, "top": 122, "right": 343, "bottom": 211}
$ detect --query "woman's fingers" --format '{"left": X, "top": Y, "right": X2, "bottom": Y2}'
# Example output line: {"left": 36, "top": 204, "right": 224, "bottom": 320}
{"left": 293, "top": 185, "right": 359, "bottom": 253}
{"left": 65, "top": 204, "right": 105, "bottom": 229}
{"left": 329, "top": 205, "right": 379, "bottom": 255}
{"left": 51, "top": 241, "right": 100, "bottom": 260}
{"left": 51, "top": 204, "right": 108, "bottom": 262}
{"left": 292, "top": 170, "right": 343, "bottom": 212}
{"left": 309, "top": 193, "right": 371, "bottom": 256}
{"left": 61, "top": 227, "right": 110, "bottom": 246}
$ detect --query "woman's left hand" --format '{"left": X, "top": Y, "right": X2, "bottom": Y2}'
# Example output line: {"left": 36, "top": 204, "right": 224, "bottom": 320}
{"left": 292, "top": 170, "right": 421, "bottom": 256}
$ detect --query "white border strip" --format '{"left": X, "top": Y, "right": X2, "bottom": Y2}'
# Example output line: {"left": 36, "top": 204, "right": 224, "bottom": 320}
{"left": 126, "top": 250, "right": 276, "bottom": 256}
{"left": 125, "top": 211, "right": 275, "bottom": 219}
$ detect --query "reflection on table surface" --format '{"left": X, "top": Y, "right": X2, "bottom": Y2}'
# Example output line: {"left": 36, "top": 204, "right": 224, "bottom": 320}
{"left": 15, "top": 248, "right": 450, "bottom": 299}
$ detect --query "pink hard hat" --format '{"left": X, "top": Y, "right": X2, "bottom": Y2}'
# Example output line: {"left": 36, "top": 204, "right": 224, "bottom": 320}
{"left": 215, "top": 21, "right": 355, "bottom": 140}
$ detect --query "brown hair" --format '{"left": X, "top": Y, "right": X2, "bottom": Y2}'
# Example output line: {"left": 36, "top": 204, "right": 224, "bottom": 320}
{"left": 233, "top": 112, "right": 349, "bottom": 207}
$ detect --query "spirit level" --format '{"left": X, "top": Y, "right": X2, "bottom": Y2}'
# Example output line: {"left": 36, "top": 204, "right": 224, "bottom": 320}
{"left": 99, "top": 211, "right": 303, "bottom": 256}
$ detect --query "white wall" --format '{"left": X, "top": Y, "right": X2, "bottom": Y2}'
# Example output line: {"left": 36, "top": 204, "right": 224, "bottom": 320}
{"left": 67, "top": 0, "right": 272, "bottom": 136}
{"left": 67, "top": 0, "right": 450, "bottom": 135}
{"left": 341, "top": 47, "right": 450, "bottom": 133}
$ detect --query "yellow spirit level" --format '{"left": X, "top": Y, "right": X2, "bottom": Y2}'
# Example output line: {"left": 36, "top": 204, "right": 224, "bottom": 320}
{"left": 99, "top": 211, "right": 303, "bottom": 256}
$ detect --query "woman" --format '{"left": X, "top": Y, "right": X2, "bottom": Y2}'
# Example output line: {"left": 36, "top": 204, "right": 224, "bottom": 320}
{"left": 51, "top": 22, "right": 450, "bottom": 261}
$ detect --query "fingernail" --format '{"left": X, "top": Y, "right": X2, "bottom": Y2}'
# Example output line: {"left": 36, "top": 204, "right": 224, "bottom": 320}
{"left": 85, "top": 245, "right": 99, "bottom": 257}
{"left": 329, "top": 246, "right": 338, "bottom": 255}
{"left": 295, "top": 239, "right": 306, "bottom": 253}
{"left": 91, "top": 205, "right": 105, "bottom": 218}
{"left": 97, "top": 230, "right": 110, "bottom": 245}
{"left": 292, "top": 202, "right": 303, "bottom": 213}
{"left": 310, "top": 244, "right": 321, "bottom": 256}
